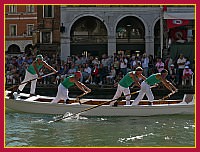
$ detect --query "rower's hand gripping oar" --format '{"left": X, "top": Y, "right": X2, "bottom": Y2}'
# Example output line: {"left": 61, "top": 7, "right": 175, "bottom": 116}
{"left": 49, "top": 89, "right": 141, "bottom": 123}
{"left": 7, "top": 72, "right": 57, "bottom": 97}
{"left": 161, "top": 90, "right": 178, "bottom": 100}
{"left": 75, "top": 91, "right": 91, "bottom": 104}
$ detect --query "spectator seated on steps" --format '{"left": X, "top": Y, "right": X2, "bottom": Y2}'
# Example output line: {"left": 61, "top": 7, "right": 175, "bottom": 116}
{"left": 6, "top": 71, "right": 13, "bottom": 84}
{"left": 182, "top": 66, "right": 193, "bottom": 86}
{"left": 168, "top": 64, "right": 177, "bottom": 85}
{"left": 83, "top": 63, "right": 92, "bottom": 83}
{"left": 87, "top": 64, "right": 99, "bottom": 85}
{"left": 106, "top": 66, "right": 116, "bottom": 84}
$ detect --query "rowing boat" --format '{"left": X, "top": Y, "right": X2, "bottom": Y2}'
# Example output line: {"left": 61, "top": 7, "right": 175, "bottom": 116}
{"left": 5, "top": 91, "right": 195, "bottom": 116}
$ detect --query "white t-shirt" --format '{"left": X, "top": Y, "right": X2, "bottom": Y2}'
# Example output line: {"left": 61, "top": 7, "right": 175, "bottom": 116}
{"left": 177, "top": 58, "right": 186, "bottom": 69}
{"left": 120, "top": 58, "right": 128, "bottom": 68}
{"left": 142, "top": 57, "right": 149, "bottom": 68}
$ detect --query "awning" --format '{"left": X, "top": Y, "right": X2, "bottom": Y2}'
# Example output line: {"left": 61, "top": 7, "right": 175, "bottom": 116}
{"left": 164, "top": 12, "right": 195, "bottom": 19}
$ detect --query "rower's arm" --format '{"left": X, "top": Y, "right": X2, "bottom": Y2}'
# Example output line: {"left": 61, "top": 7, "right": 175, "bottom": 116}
{"left": 166, "top": 80, "right": 178, "bottom": 91}
{"left": 43, "top": 61, "right": 57, "bottom": 73}
{"left": 81, "top": 82, "right": 91, "bottom": 93}
{"left": 157, "top": 75, "right": 174, "bottom": 92}
{"left": 131, "top": 73, "right": 141, "bottom": 87}
{"left": 70, "top": 78, "right": 91, "bottom": 93}
{"left": 75, "top": 81, "right": 86, "bottom": 92}
{"left": 76, "top": 81, "right": 91, "bottom": 93}
{"left": 139, "top": 74, "right": 146, "bottom": 81}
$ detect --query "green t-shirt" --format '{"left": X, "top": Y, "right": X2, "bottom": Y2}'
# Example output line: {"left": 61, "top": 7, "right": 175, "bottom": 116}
{"left": 145, "top": 74, "right": 161, "bottom": 86}
{"left": 27, "top": 61, "right": 44, "bottom": 75}
{"left": 119, "top": 71, "right": 135, "bottom": 88}
{"left": 61, "top": 75, "right": 75, "bottom": 89}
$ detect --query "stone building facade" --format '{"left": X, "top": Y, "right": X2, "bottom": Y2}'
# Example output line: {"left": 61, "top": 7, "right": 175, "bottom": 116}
{"left": 60, "top": 5, "right": 194, "bottom": 61}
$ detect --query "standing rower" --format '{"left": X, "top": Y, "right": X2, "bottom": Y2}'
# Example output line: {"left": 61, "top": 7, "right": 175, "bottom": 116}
{"left": 131, "top": 69, "right": 178, "bottom": 106}
{"left": 17, "top": 54, "right": 57, "bottom": 96}
{"left": 110, "top": 67, "right": 146, "bottom": 106}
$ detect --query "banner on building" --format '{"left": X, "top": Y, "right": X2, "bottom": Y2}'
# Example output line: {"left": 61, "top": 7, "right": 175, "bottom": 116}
{"left": 167, "top": 19, "right": 189, "bottom": 29}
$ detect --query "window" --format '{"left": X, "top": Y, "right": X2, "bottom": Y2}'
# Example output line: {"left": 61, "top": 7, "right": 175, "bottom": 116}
{"left": 41, "top": 31, "right": 52, "bottom": 43}
{"left": 10, "top": 24, "right": 17, "bottom": 36}
{"left": 9, "top": 5, "right": 17, "bottom": 13}
{"left": 26, "top": 5, "right": 34, "bottom": 13}
{"left": 43, "top": 5, "right": 54, "bottom": 18}
{"left": 27, "top": 24, "right": 34, "bottom": 36}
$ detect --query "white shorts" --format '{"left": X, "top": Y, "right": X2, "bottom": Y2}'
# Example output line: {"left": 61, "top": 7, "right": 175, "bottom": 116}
{"left": 18, "top": 70, "right": 38, "bottom": 94}
{"left": 132, "top": 81, "right": 154, "bottom": 105}
{"left": 111, "top": 84, "right": 131, "bottom": 105}
{"left": 51, "top": 83, "right": 69, "bottom": 103}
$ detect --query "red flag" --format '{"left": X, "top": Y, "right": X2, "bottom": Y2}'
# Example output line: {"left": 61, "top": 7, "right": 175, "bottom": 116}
{"left": 167, "top": 19, "right": 189, "bottom": 29}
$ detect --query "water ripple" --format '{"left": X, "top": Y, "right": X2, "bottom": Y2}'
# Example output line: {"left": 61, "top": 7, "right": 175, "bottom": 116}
{"left": 5, "top": 112, "right": 195, "bottom": 147}
{"left": 118, "top": 133, "right": 154, "bottom": 143}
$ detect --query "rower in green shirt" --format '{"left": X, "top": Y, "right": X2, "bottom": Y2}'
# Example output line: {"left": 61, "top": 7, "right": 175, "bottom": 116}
{"left": 132, "top": 69, "right": 178, "bottom": 106}
{"left": 17, "top": 54, "right": 57, "bottom": 96}
{"left": 51, "top": 71, "right": 91, "bottom": 104}
{"left": 110, "top": 67, "right": 146, "bottom": 106}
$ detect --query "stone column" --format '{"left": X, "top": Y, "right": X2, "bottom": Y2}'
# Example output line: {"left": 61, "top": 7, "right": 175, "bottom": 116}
{"left": 145, "top": 35, "right": 154, "bottom": 56}
{"left": 107, "top": 26, "right": 116, "bottom": 56}
{"left": 108, "top": 36, "right": 116, "bottom": 56}
{"left": 60, "top": 35, "right": 70, "bottom": 61}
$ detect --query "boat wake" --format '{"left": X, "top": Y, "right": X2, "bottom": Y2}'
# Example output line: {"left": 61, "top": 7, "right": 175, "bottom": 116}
{"left": 118, "top": 133, "right": 154, "bottom": 143}
{"left": 49, "top": 112, "right": 88, "bottom": 123}
{"left": 31, "top": 119, "right": 45, "bottom": 124}
{"left": 62, "top": 112, "right": 88, "bottom": 121}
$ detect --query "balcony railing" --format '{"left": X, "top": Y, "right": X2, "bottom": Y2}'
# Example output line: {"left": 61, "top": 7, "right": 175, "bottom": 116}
{"left": 116, "top": 38, "right": 145, "bottom": 44}
{"left": 71, "top": 35, "right": 146, "bottom": 44}
{"left": 71, "top": 35, "right": 108, "bottom": 44}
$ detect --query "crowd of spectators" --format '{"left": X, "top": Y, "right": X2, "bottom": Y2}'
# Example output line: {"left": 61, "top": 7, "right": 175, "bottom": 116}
{"left": 5, "top": 51, "right": 195, "bottom": 88}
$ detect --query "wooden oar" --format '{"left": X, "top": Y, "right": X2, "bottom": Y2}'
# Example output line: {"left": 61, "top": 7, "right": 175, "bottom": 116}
{"left": 49, "top": 90, "right": 141, "bottom": 123}
{"left": 7, "top": 72, "right": 56, "bottom": 97}
{"left": 160, "top": 91, "right": 177, "bottom": 100}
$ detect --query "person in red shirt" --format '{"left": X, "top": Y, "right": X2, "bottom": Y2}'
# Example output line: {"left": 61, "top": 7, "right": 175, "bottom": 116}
{"left": 90, "top": 64, "right": 99, "bottom": 85}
